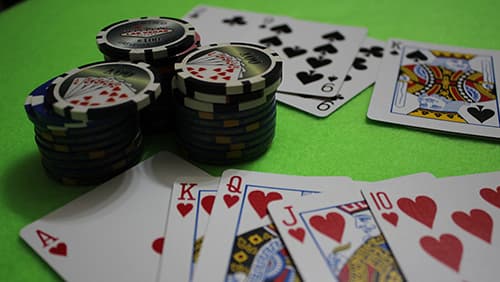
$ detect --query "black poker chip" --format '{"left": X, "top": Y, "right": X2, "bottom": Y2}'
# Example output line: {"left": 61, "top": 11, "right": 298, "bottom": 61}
{"left": 172, "top": 42, "right": 282, "bottom": 165}
{"left": 96, "top": 17, "right": 197, "bottom": 63}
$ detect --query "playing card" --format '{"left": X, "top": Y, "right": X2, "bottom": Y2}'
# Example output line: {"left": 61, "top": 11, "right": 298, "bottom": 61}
{"left": 184, "top": 5, "right": 292, "bottom": 44}
{"left": 250, "top": 18, "right": 367, "bottom": 98}
{"left": 192, "top": 169, "right": 353, "bottom": 282}
{"left": 362, "top": 171, "right": 500, "bottom": 281}
{"left": 277, "top": 37, "right": 385, "bottom": 117}
{"left": 19, "top": 152, "right": 209, "bottom": 282}
{"left": 184, "top": 5, "right": 367, "bottom": 99}
{"left": 158, "top": 176, "right": 219, "bottom": 282}
{"left": 268, "top": 173, "right": 433, "bottom": 282}
{"left": 368, "top": 39, "right": 500, "bottom": 139}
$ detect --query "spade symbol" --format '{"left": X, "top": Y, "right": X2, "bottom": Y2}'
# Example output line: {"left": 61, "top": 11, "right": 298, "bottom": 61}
{"left": 297, "top": 70, "right": 324, "bottom": 85}
{"left": 330, "top": 94, "right": 344, "bottom": 101}
{"left": 313, "top": 44, "right": 338, "bottom": 55}
{"left": 359, "top": 46, "right": 384, "bottom": 57}
{"left": 322, "top": 31, "right": 345, "bottom": 42}
{"left": 328, "top": 75, "right": 338, "bottom": 82}
{"left": 390, "top": 50, "right": 399, "bottom": 56}
{"left": 352, "top": 57, "right": 367, "bottom": 70}
{"left": 283, "top": 46, "right": 307, "bottom": 58}
{"left": 306, "top": 56, "right": 332, "bottom": 69}
{"left": 406, "top": 50, "right": 428, "bottom": 63}
{"left": 270, "top": 24, "right": 292, "bottom": 34}
{"left": 467, "top": 105, "right": 495, "bottom": 123}
{"left": 344, "top": 75, "right": 352, "bottom": 82}
{"left": 222, "top": 16, "right": 246, "bottom": 26}
{"left": 259, "top": 36, "right": 282, "bottom": 47}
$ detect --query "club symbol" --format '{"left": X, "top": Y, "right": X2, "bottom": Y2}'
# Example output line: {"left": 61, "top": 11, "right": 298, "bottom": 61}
{"left": 359, "top": 46, "right": 384, "bottom": 57}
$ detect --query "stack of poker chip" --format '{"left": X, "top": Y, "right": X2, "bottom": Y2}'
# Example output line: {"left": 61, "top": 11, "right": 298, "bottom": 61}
{"left": 24, "top": 61, "right": 161, "bottom": 185}
{"left": 96, "top": 17, "right": 201, "bottom": 133}
{"left": 172, "top": 42, "right": 283, "bottom": 164}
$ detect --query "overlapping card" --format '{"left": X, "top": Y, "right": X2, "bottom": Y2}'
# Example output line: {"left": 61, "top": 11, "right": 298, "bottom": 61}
{"left": 20, "top": 151, "right": 500, "bottom": 282}
{"left": 183, "top": 5, "right": 500, "bottom": 139}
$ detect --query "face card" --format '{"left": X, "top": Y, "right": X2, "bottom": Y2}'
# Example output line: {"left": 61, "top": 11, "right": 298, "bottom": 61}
{"left": 158, "top": 176, "right": 219, "bottom": 282}
{"left": 248, "top": 18, "right": 367, "bottom": 98}
{"left": 362, "top": 171, "right": 500, "bottom": 281}
{"left": 192, "top": 169, "right": 353, "bottom": 282}
{"left": 368, "top": 39, "right": 500, "bottom": 139}
{"left": 19, "top": 152, "right": 209, "bottom": 282}
{"left": 183, "top": 5, "right": 292, "bottom": 44}
{"left": 276, "top": 37, "right": 385, "bottom": 117}
{"left": 269, "top": 173, "right": 433, "bottom": 282}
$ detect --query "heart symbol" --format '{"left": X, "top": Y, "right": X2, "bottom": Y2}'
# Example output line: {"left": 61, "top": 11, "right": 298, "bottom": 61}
{"left": 100, "top": 90, "right": 108, "bottom": 95}
{"left": 248, "top": 190, "right": 283, "bottom": 218}
{"left": 397, "top": 195, "right": 437, "bottom": 229}
{"left": 152, "top": 237, "right": 164, "bottom": 254}
{"left": 84, "top": 96, "right": 92, "bottom": 100}
{"left": 177, "top": 203, "right": 193, "bottom": 217}
{"left": 223, "top": 194, "right": 239, "bottom": 208}
{"left": 288, "top": 228, "right": 305, "bottom": 243}
{"left": 452, "top": 209, "right": 493, "bottom": 243}
{"left": 106, "top": 98, "right": 116, "bottom": 103}
{"left": 309, "top": 212, "right": 345, "bottom": 243}
{"left": 306, "top": 57, "right": 332, "bottom": 69}
{"left": 296, "top": 71, "right": 324, "bottom": 85}
{"left": 49, "top": 242, "right": 67, "bottom": 256}
{"left": 382, "top": 212, "right": 398, "bottom": 227}
{"left": 480, "top": 186, "right": 500, "bottom": 208}
{"left": 201, "top": 195, "right": 215, "bottom": 215}
{"left": 420, "top": 234, "right": 462, "bottom": 272}
{"left": 467, "top": 105, "right": 495, "bottom": 123}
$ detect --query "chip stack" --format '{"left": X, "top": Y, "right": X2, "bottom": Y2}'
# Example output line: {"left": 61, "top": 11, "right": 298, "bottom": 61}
{"left": 96, "top": 17, "right": 201, "bottom": 133}
{"left": 24, "top": 61, "right": 161, "bottom": 185}
{"left": 172, "top": 42, "right": 283, "bottom": 164}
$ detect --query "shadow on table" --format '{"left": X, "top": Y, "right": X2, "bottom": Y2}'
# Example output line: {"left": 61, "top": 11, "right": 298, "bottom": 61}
{"left": 1, "top": 150, "right": 88, "bottom": 221}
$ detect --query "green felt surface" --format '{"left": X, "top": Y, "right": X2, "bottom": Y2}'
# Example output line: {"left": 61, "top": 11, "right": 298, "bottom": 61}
{"left": 0, "top": 0, "right": 499, "bottom": 280}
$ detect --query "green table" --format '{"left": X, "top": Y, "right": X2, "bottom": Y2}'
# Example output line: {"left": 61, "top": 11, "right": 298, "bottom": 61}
{"left": 1, "top": 0, "right": 499, "bottom": 280}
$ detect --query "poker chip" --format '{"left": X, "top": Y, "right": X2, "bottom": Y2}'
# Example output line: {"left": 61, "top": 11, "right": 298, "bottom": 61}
{"left": 96, "top": 17, "right": 197, "bottom": 62}
{"left": 46, "top": 61, "right": 161, "bottom": 121}
{"left": 96, "top": 17, "right": 202, "bottom": 134}
{"left": 25, "top": 75, "right": 147, "bottom": 185}
{"left": 175, "top": 99, "right": 276, "bottom": 129}
{"left": 172, "top": 42, "right": 282, "bottom": 164}
{"left": 174, "top": 42, "right": 283, "bottom": 95}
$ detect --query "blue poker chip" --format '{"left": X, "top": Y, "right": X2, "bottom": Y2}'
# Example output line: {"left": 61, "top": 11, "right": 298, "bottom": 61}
{"left": 25, "top": 79, "right": 89, "bottom": 129}
{"left": 24, "top": 78, "right": 126, "bottom": 131}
